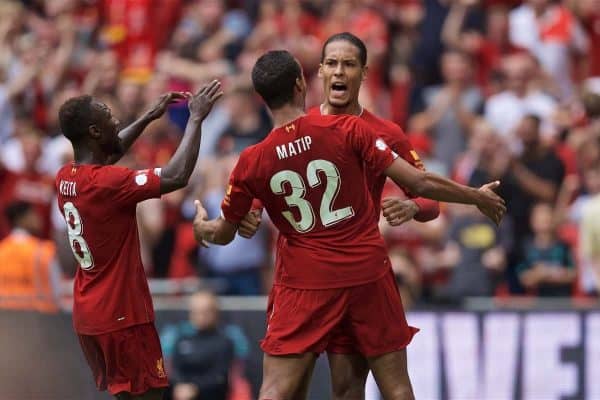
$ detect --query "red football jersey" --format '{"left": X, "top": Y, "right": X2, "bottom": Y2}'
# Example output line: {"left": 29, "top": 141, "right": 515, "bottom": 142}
{"left": 308, "top": 106, "right": 426, "bottom": 214}
{"left": 55, "top": 163, "right": 161, "bottom": 335}
{"left": 221, "top": 114, "right": 397, "bottom": 289}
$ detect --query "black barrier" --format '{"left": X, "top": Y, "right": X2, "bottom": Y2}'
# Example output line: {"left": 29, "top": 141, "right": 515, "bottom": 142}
{"left": 2, "top": 309, "right": 600, "bottom": 400}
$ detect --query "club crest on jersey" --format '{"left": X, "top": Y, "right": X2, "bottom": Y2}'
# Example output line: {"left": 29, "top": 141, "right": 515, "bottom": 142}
{"left": 285, "top": 124, "right": 295, "bottom": 132}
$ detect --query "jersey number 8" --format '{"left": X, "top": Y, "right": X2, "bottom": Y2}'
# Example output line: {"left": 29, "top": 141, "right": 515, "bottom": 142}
{"left": 270, "top": 159, "right": 355, "bottom": 233}
{"left": 63, "top": 202, "right": 94, "bottom": 270}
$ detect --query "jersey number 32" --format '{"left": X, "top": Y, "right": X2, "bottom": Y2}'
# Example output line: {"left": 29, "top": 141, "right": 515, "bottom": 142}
{"left": 270, "top": 159, "right": 355, "bottom": 233}
{"left": 63, "top": 202, "right": 94, "bottom": 270}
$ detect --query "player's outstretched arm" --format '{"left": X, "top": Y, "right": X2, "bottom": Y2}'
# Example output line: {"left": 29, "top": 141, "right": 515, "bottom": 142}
{"left": 193, "top": 200, "right": 237, "bottom": 245}
{"left": 107, "top": 91, "right": 189, "bottom": 164}
{"left": 160, "top": 80, "right": 223, "bottom": 194}
{"left": 383, "top": 158, "right": 506, "bottom": 225}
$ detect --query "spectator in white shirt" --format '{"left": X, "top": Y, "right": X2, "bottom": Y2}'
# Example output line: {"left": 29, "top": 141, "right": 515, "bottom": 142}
{"left": 484, "top": 53, "right": 557, "bottom": 150}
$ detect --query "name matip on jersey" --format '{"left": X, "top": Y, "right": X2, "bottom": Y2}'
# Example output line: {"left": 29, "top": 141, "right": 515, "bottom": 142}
{"left": 221, "top": 114, "right": 397, "bottom": 289}
{"left": 55, "top": 164, "right": 161, "bottom": 335}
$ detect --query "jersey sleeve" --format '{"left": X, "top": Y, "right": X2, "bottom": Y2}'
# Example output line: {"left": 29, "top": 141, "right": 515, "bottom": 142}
{"left": 386, "top": 125, "right": 440, "bottom": 221}
{"left": 96, "top": 166, "right": 161, "bottom": 207}
{"left": 346, "top": 117, "right": 397, "bottom": 177}
{"left": 221, "top": 151, "right": 255, "bottom": 224}
{"left": 387, "top": 127, "right": 425, "bottom": 172}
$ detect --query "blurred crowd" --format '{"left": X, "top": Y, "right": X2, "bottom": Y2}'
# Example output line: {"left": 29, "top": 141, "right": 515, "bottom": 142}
{"left": 1, "top": 0, "right": 599, "bottom": 305}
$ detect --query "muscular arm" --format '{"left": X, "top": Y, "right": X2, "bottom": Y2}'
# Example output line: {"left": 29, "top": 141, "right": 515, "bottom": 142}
{"left": 160, "top": 81, "right": 223, "bottom": 194}
{"left": 160, "top": 115, "right": 204, "bottom": 194}
{"left": 390, "top": 130, "right": 440, "bottom": 222}
{"left": 383, "top": 156, "right": 505, "bottom": 224}
{"left": 193, "top": 198, "right": 239, "bottom": 246}
{"left": 385, "top": 158, "right": 481, "bottom": 205}
{"left": 108, "top": 92, "right": 189, "bottom": 165}
{"left": 107, "top": 113, "right": 156, "bottom": 165}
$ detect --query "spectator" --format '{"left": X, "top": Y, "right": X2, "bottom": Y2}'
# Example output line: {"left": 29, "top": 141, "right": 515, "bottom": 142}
{"left": 484, "top": 53, "right": 557, "bottom": 142}
{"left": 573, "top": 0, "right": 600, "bottom": 77}
{"left": 410, "top": 0, "right": 484, "bottom": 90}
{"left": 560, "top": 165, "right": 600, "bottom": 295}
{"left": 0, "top": 201, "right": 61, "bottom": 312}
{"left": 0, "top": 126, "right": 55, "bottom": 239}
{"left": 0, "top": 0, "right": 591, "bottom": 303}
{"left": 517, "top": 202, "right": 576, "bottom": 296}
{"left": 508, "top": 0, "right": 588, "bottom": 99}
{"left": 198, "top": 156, "right": 269, "bottom": 295}
{"left": 453, "top": 118, "right": 497, "bottom": 184}
{"left": 442, "top": 0, "right": 515, "bottom": 91}
{"left": 216, "top": 84, "right": 271, "bottom": 155}
{"left": 0, "top": 1, "right": 38, "bottom": 143}
{"left": 472, "top": 115, "right": 565, "bottom": 244}
{"left": 434, "top": 203, "right": 513, "bottom": 302}
{"left": 413, "top": 49, "right": 483, "bottom": 172}
{"left": 580, "top": 186, "right": 600, "bottom": 295}
{"left": 168, "top": 290, "right": 238, "bottom": 400}
{"left": 470, "top": 115, "right": 565, "bottom": 292}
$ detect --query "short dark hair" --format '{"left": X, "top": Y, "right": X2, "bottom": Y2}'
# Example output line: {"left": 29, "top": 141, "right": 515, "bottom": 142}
{"left": 4, "top": 201, "right": 32, "bottom": 228}
{"left": 321, "top": 32, "right": 367, "bottom": 67}
{"left": 58, "top": 95, "right": 97, "bottom": 142}
{"left": 252, "top": 50, "right": 302, "bottom": 110}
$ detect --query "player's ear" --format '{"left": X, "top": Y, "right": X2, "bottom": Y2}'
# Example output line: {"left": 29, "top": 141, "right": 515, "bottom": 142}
{"left": 361, "top": 65, "right": 368, "bottom": 81}
{"left": 88, "top": 125, "right": 100, "bottom": 139}
{"left": 295, "top": 76, "right": 306, "bottom": 93}
{"left": 318, "top": 63, "right": 323, "bottom": 78}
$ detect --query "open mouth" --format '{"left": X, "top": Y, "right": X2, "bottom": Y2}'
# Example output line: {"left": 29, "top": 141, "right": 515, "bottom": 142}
{"left": 330, "top": 82, "right": 348, "bottom": 97}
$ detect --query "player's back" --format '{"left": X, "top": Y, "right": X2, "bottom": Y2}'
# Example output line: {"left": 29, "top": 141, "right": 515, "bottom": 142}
{"left": 308, "top": 106, "right": 421, "bottom": 212}
{"left": 55, "top": 163, "right": 160, "bottom": 334}
{"left": 229, "top": 114, "right": 395, "bottom": 289}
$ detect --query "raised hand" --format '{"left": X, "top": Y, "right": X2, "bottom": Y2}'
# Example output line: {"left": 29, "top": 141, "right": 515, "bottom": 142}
{"left": 238, "top": 209, "right": 262, "bottom": 238}
{"left": 381, "top": 198, "right": 419, "bottom": 226}
{"left": 476, "top": 181, "right": 506, "bottom": 225}
{"left": 145, "top": 91, "right": 189, "bottom": 121}
{"left": 188, "top": 80, "right": 223, "bottom": 120}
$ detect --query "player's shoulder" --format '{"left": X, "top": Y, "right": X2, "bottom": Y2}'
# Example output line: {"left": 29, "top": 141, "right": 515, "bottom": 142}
{"left": 302, "top": 113, "right": 362, "bottom": 131}
{"left": 83, "top": 164, "right": 138, "bottom": 188}
{"left": 55, "top": 164, "right": 70, "bottom": 181}
{"left": 235, "top": 142, "right": 264, "bottom": 170}
{"left": 238, "top": 143, "right": 260, "bottom": 160}
{"left": 361, "top": 109, "right": 405, "bottom": 136}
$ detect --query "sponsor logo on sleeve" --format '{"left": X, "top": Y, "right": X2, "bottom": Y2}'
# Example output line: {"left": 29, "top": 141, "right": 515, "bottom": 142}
{"left": 376, "top": 138, "right": 388, "bottom": 151}
{"left": 410, "top": 150, "right": 425, "bottom": 169}
{"left": 156, "top": 358, "right": 166, "bottom": 378}
{"left": 135, "top": 172, "right": 148, "bottom": 186}
{"left": 222, "top": 184, "right": 232, "bottom": 206}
